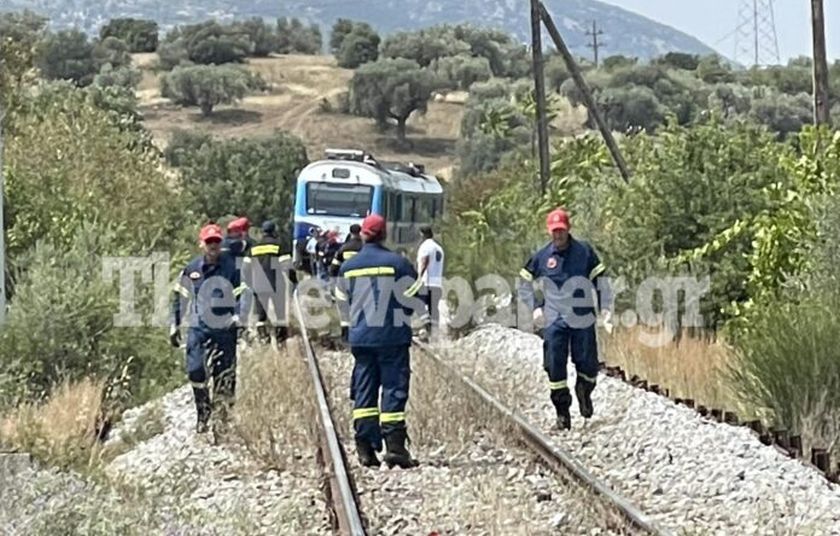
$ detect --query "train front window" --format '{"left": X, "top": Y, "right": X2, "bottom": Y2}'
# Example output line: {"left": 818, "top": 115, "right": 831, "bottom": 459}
{"left": 306, "top": 183, "right": 373, "bottom": 217}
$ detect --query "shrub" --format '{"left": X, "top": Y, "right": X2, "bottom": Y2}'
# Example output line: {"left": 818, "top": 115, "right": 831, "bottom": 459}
{"left": 160, "top": 64, "right": 253, "bottom": 115}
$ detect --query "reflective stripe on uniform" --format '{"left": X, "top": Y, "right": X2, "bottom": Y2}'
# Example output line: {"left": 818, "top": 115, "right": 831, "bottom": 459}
{"left": 578, "top": 373, "right": 597, "bottom": 384}
{"left": 380, "top": 412, "right": 405, "bottom": 423}
{"left": 549, "top": 380, "right": 568, "bottom": 391}
{"left": 589, "top": 263, "right": 606, "bottom": 280}
{"left": 251, "top": 244, "right": 281, "bottom": 256}
{"left": 343, "top": 251, "right": 358, "bottom": 259}
{"left": 233, "top": 283, "right": 248, "bottom": 297}
{"left": 331, "top": 257, "right": 342, "bottom": 266}
{"left": 403, "top": 279, "right": 423, "bottom": 298}
{"left": 334, "top": 287, "right": 348, "bottom": 301}
{"left": 345, "top": 266, "right": 396, "bottom": 278}
{"left": 190, "top": 381, "right": 207, "bottom": 389}
{"left": 353, "top": 407, "right": 379, "bottom": 420}
{"left": 173, "top": 283, "right": 191, "bottom": 298}
{"left": 519, "top": 269, "right": 534, "bottom": 281}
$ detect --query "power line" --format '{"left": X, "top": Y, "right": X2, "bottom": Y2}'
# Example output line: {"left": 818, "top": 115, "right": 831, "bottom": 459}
{"left": 585, "top": 20, "right": 604, "bottom": 68}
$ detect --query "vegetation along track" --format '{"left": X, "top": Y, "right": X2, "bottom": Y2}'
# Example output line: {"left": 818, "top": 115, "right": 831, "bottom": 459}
{"left": 294, "top": 294, "right": 665, "bottom": 535}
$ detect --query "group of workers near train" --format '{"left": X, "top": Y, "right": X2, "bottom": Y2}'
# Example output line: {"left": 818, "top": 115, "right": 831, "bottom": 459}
{"left": 169, "top": 207, "right": 609, "bottom": 468}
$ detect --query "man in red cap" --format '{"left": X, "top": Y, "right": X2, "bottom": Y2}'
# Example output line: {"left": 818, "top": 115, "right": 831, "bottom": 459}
{"left": 518, "top": 208, "right": 611, "bottom": 430}
{"left": 170, "top": 223, "right": 249, "bottom": 436}
{"left": 334, "top": 214, "right": 421, "bottom": 469}
{"left": 222, "top": 217, "right": 255, "bottom": 258}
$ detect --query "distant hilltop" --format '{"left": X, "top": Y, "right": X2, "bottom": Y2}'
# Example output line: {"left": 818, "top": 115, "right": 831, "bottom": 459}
{"left": 2, "top": 0, "right": 719, "bottom": 61}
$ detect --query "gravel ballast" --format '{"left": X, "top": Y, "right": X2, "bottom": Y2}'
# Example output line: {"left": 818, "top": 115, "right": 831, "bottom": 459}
{"left": 442, "top": 325, "right": 840, "bottom": 535}
{"left": 319, "top": 349, "right": 635, "bottom": 535}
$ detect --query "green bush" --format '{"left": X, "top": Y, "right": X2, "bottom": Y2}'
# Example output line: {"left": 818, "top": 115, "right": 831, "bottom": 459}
{"left": 5, "top": 83, "right": 184, "bottom": 268}
{"left": 160, "top": 64, "right": 254, "bottom": 115}
{"left": 175, "top": 131, "right": 309, "bottom": 245}
{"left": 37, "top": 30, "right": 98, "bottom": 86}
{"left": 0, "top": 225, "right": 182, "bottom": 409}
{"left": 100, "top": 18, "right": 159, "bottom": 53}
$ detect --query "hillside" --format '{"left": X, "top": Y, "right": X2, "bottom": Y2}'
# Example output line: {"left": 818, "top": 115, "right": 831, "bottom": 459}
{"left": 135, "top": 54, "right": 478, "bottom": 178}
{"left": 4, "top": 0, "right": 717, "bottom": 61}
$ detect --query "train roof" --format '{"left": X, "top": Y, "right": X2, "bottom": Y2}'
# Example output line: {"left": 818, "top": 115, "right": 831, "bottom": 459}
{"left": 297, "top": 149, "right": 443, "bottom": 195}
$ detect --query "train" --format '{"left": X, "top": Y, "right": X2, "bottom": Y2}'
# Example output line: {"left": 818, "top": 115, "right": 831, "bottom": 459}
{"left": 292, "top": 149, "right": 444, "bottom": 269}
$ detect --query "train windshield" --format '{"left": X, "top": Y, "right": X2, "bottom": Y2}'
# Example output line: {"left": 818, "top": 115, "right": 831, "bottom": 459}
{"left": 306, "top": 182, "right": 373, "bottom": 217}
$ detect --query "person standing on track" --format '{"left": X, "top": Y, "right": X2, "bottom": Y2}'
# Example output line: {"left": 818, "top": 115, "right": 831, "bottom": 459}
{"left": 170, "top": 223, "right": 249, "bottom": 434}
{"left": 250, "top": 220, "right": 297, "bottom": 345}
{"left": 415, "top": 225, "right": 444, "bottom": 341}
{"left": 330, "top": 223, "right": 364, "bottom": 342}
{"left": 335, "top": 214, "right": 421, "bottom": 469}
{"left": 518, "top": 208, "right": 612, "bottom": 430}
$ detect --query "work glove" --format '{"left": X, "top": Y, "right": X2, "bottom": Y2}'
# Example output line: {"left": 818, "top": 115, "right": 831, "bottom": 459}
{"left": 169, "top": 325, "right": 181, "bottom": 348}
{"left": 532, "top": 308, "right": 545, "bottom": 330}
{"left": 228, "top": 314, "right": 241, "bottom": 329}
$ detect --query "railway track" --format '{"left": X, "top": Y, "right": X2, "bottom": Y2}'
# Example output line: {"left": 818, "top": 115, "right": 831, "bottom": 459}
{"left": 293, "top": 292, "right": 366, "bottom": 536}
{"left": 293, "top": 291, "right": 671, "bottom": 535}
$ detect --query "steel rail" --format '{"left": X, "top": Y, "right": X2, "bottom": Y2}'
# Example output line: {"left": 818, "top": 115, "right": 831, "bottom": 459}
{"left": 294, "top": 290, "right": 366, "bottom": 536}
{"left": 414, "top": 339, "right": 673, "bottom": 536}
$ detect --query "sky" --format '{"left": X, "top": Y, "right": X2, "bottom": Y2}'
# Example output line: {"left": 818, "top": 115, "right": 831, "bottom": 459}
{"left": 600, "top": 0, "right": 840, "bottom": 63}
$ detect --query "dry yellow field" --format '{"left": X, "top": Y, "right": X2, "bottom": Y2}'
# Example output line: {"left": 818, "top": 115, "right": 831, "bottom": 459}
{"left": 134, "top": 53, "right": 464, "bottom": 178}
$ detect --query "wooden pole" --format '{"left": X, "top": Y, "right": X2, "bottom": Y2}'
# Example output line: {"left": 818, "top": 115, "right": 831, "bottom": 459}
{"left": 811, "top": 0, "right": 831, "bottom": 125}
{"left": 0, "top": 103, "right": 6, "bottom": 324}
{"left": 538, "top": 1, "right": 631, "bottom": 182}
{"left": 531, "top": 0, "right": 551, "bottom": 194}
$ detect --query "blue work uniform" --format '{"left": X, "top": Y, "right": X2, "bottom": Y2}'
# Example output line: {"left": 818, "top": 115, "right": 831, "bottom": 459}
{"left": 518, "top": 237, "right": 607, "bottom": 407}
{"left": 222, "top": 236, "right": 254, "bottom": 258}
{"left": 171, "top": 253, "right": 249, "bottom": 419}
{"left": 335, "top": 243, "right": 421, "bottom": 451}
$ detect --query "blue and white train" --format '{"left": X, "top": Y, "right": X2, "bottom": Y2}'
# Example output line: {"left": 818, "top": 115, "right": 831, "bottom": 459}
{"left": 292, "top": 149, "right": 444, "bottom": 266}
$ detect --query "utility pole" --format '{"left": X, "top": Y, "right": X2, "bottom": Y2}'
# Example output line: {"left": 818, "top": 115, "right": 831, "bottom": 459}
{"left": 585, "top": 20, "right": 604, "bottom": 68}
{"left": 531, "top": 0, "right": 551, "bottom": 194}
{"left": 537, "top": 1, "right": 630, "bottom": 182}
{"left": 753, "top": 0, "right": 760, "bottom": 67}
{"left": 811, "top": 0, "right": 831, "bottom": 125}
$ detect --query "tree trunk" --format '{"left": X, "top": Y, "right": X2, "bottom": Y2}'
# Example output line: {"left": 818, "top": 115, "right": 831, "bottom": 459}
{"left": 396, "top": 118, "right": 407, "bottom": 144}
{"left": 200, "top": 103, "right": 214, "bottom": 116}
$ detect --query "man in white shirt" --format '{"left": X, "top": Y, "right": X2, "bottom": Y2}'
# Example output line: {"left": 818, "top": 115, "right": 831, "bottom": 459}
{"left": 416, "top": 225, "right": 444, "bottom": 340}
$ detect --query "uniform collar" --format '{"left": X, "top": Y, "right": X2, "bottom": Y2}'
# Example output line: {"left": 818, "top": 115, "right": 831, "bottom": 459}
{"left": 550, "top": 236, "right": 575, "bottom": 255}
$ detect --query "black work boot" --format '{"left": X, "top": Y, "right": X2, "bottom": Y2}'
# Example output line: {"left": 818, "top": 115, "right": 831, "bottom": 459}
{"left": 383, "top": 428, "right": 419, "bottom": 469}
{"left": 193, "top": 388, "right": 212, "bottom": 434}
{"left": 275, "top": 326, "right": 288, "bottom": 343}
{"left": 575, "top": 377, "right": 596, "bottom": 419}
{"left": 257, "top": 324, "right": 270, "bottom": 345}
{"left": 355, "top": 440, "right": 381, "bottom": 468}
{"left": 551, "top": 388, "right": 573, "bottom": 431}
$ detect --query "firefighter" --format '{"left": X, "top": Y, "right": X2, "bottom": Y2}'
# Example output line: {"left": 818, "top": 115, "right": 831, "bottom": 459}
{"left": 222, "top": 217, "right": 255, "bottom": 257}
{"left": 518, "top": 208, "right": 611, "bottom": 430}
{"left": 330, "top": 224, "right": 363, "bottom": 342}
{"left": 250, "top": 220, "right": 297, "bottom": 344}
{"left": 335, "top": 214, "right": 421, "bottom": 469}
{"left": 170, "top": 223, "right": 249, "bottom": 434}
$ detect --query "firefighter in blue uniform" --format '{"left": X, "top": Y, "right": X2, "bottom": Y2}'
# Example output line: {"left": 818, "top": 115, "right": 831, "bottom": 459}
{"left": 518, "top": 208, "right": 611, "bottom": 430}
{"left": 335, "top": 214, "right": 421, "bottom": 469}
{"left": 222, "top": 217, "right": 255, "bottom": 258}
{"left": 250, "top": 220, "right": 297, "bottom": 344}
{"left": 170, "top": 223, "right": 249, "bottom": 434}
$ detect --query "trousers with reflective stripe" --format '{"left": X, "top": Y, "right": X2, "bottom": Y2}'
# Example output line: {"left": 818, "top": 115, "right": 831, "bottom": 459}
{"left": 186, "top": 327, "right": 237, "bottom": 416}
{"left": 350, "top": 344, "right": 410, "bottom": 450}
{"left": 542, "top": 322, "right": 598, "bottom": 388}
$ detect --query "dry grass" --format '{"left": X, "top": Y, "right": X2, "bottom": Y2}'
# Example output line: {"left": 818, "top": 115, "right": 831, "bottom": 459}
{"left": 232, "top": 339, "right": 317, "bottom": 471}
{"left": 132, "top": 53, "right": 463, "bottom": 176}
{"left": 0, "top": 378, "right": 105, "bottom": 470}
{"left": 603, "top": 328, "right": 739, "bottom": 412}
